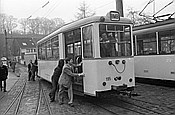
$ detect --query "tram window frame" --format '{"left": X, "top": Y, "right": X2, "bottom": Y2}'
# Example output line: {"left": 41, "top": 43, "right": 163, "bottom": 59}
{"left": 99, "top": 24, "right": 132, "bottom": 57}
{"left": 136, "top": 33, "right": 157, "bottom": 55}
{"left": 82, "top": 25, "right": 93, "bottom": 58}
{"left": 159, "top": 29, "right": 175, "bottom": 54}
{"left": 51, "top": 36, "right": 59, "bottom": 60}
{"left": 46, "top": 39, "right": 52, "bottom": 60}
{"left": 39, "top": 42, "right": 47, "bottom": 60}
{"left": 65, "top": 28, "right": 82, "bottom": 62}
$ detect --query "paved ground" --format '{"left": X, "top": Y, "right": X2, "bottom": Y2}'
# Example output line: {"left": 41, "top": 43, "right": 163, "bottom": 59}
{"left": 0, "top": 63, "right": 175, "bottom": 115}
{"left": 0, "top": 67, "right": 20, "bottom": 94}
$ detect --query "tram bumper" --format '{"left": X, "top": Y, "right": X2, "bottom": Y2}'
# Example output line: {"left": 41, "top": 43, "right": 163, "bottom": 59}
{"left": 111, "top": 84, "right": 134, "bottom": 91}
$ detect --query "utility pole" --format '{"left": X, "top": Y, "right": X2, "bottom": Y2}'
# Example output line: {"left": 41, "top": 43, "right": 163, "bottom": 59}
{"left": 115, "top": 0, "right": 124, "bottom": 17}
{"left": 4, "top": 29, "right": 8, "bottom": 58}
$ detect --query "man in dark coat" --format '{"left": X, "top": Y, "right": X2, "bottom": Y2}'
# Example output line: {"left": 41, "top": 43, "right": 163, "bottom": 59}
{"left": 28, "top": 60, "right": 33, "bottom": 81}
{"left": 0, "top": 60, "right": 8, "bottom": 92}
{"left": 49, "top": 59, "right": 64, "bottom": 102}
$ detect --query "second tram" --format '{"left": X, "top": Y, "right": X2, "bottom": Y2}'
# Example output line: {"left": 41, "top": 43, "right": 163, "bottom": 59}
{"left": 133, "top": 19, "right": 175, "bottom": 87}
{"left": 37, "top": 11, "right": 135, "bottom": 96}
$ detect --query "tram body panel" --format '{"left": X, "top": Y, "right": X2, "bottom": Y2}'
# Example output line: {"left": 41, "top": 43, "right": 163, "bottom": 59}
{"left": 135, "top": 55, "right": 175, "bottom": 81}
{"left": 83, "top": 58, "right": 135, "bottom": 96}
{"left": 37, "top": 11, "right": 135, "bottom": 96}
{"left": 38, "top": 60, "right": 58, "bottom": 82}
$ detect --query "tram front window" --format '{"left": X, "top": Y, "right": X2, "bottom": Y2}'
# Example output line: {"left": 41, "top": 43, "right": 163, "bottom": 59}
{"left": 99, "top": 24, "right": 132, "bottom": 57}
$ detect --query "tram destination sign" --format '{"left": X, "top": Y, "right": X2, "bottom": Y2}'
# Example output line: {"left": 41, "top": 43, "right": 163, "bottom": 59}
{"left": 110, "top": 11, "right": 120, "bottom": 21}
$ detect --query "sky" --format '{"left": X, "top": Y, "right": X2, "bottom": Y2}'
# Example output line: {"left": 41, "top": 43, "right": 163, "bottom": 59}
{"left": 0, "top": 0, "right": 174, "bottom": 23}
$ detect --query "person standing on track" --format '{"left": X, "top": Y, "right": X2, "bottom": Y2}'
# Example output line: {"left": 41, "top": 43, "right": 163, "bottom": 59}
{"left": 27, "top": 60, "right": 33, "bottom": 81}
{"left": 58, "top": 57, "right": 84, "bottom": 107}
{"left": 0, "top": 60, "right": 8, "bottom": 92}
{"left": 49, "top": 59, "right": 64, "bottom": 102}
{"left": 31, "top": 59, "right": 38, "bottom": 81}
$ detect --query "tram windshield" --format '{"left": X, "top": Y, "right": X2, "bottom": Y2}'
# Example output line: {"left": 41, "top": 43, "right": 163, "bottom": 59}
{"left": 99, "top": 24, "right": 132, "bottom": 57}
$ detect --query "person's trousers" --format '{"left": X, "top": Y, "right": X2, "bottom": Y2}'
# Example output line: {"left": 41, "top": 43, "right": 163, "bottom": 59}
{"left": 0, "top": 80, "right": 6, "bottom": 91}
{"left": 49, "top": 79, "right": 59, "bottom": 101}
{"left": 28, "top": 71, "right": 32, "bottom": 81}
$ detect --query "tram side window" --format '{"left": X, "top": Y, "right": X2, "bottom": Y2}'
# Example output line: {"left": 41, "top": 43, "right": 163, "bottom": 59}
{"left": 51, "top": 36, "right": 59, "bottom": 59}
{"left": 159, "top": 29, "right": 175, "bottom": 54}
{"left": 46, "top": 40, "right": 52, "bottom": 59}
{"left": 38, "top": 43, "right": 47, "bottom": 60}
{"left": 82, "top": 26, "right": 93, "bottom": 58}
{"left": 38, "top": 44, "right": 43, "bottom": 59}
{"left": 136, "top": 33, "right": 157, "bottom": 55}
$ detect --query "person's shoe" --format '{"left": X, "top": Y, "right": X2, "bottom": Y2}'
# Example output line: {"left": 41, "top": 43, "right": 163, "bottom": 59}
{"left": 68, "top": 102, "right": 74, "bottom": 107}
{"left": 59, "top": 102, "right": 64, "bottom": 105}
{"left": 50, "top": 99, "right": 55, "bottom": 102}
{"left": 4, "top": 90, "right": 7, "bottom": 92}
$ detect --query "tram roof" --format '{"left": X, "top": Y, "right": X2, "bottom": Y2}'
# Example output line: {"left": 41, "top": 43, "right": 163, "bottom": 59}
{"left": 38, "top": 15, "right": 132, "bottom": 44}
{"left": 133, "top": 19, "right": 175, "bottom": 35}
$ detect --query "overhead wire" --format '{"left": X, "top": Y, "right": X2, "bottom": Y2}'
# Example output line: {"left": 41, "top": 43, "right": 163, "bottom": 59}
{"left": 153, "top": 0, "right": 173, "bottom": 17}
{"left": 139, "top": 0, "right": 155, "bottom": 16}
{"left": 43, "top": 0, "right": 63, "bottom": 18}
{"left": 27, "top": 1, "right": 50, "bottom": 19}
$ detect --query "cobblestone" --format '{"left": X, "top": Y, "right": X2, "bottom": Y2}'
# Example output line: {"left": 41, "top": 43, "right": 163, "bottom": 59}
{"left": 0, "top": 64, "right": 175, "bottom": 115}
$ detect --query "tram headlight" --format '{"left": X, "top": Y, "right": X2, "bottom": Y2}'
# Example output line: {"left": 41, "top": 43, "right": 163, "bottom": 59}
{"left": 129, "top": 78, "right": 133, "bottom": 82}
{"left": 102, "top": 82, "right": 106, "bottom": 86}
{"left": 108, "top": 61, "right": 113, "bottom": 65}
{"left": 122, "top": 60, "right": 126, "bottom": 64}
{"left": 115, "top": 60, "right": 120, "bottom": 64}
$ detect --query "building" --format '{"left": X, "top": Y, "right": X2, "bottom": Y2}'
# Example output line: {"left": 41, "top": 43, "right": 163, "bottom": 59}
{"left": 11, "top": 37, "right": 37, "bottom": 65}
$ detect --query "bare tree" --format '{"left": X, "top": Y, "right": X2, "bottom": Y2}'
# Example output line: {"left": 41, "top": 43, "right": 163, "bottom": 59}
{"left": 6, "top": 15, "right": 17, "bottom": 34}
{"left": 0, "top": 14, "right": 17, "bottom": 34}
{"left": 51, "top": 18, "right": 65, "bottom": 29}
{"left": 126, "top": 8, "right": 153, "bottom": 26}
{"left": 18, "top": 18, "right": 28, "bottom": 34}
{"left": 27, "top": 18, "right": 40, "bottom": 34}
{"left": 0, "top": 13, "right": 6, "bottom": 34}
{"left": 75, "top": 1, "right": 96, "bottom": 20}
{"left": 39, "top": 17, "right": 65, "bottom": 35}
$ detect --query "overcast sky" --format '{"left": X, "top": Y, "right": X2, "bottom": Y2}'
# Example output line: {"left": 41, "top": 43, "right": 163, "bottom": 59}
{"left": 1, "top": 0, "right": 174, "bottom": 23}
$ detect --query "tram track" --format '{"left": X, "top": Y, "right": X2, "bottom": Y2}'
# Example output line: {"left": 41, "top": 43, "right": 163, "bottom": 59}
{"left": 2, "top": 81, "right": 27, "bottom": 115}
{"left": 0, "top": 73, "right": 21, "bottom": 101}
{"left": 118, "top": 95, "right": 174, "bottom": 113}
{"left": 35, "top": 79, "right": 53, "bottom": 115}
{"left": 85, "top": 92, "right": 172, "bottom": 115}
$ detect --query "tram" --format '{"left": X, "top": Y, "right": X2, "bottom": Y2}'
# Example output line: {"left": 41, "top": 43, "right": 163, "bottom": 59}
{"left": 133, "top": 19, "right": 175, "bottom": 87}
{"left": 37, "top": 11, "right": 135, "bottom": 96}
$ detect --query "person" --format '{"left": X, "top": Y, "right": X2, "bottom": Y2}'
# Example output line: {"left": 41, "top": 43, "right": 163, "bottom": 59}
{"left": 32, "top": 59, "right": 38, "bottom": 80}
{"left": 100, "top": 33, "right": 110, "bottom": 57}
{"left": 0, "top": 60, "right": 8, "bottom": 92}
{"left": 58, "top": 57, "right": 84, "bottom": 107}
{"left": 11, "top": 59, "right": 16, "bottom": 72}
{"left": 100, "top": 32, "right": 116, "bottom": 57}
{"left": 34, "top": 59, "right": 38, "bottom": 77}
{"left": 49, "top": 59, "right": 64, "bottom": 102}
{"left": 27, "top": 60, "right": 33, "bottom": 81}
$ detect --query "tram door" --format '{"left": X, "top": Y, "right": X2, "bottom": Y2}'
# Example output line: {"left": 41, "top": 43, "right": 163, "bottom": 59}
{"left": 64, "top": 28, "right": 84, "bottom": 90}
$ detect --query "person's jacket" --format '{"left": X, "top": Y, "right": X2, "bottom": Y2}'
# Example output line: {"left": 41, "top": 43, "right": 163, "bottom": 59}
{"left": 51, "top": 66, "right": 62, "bottom": 82}
{"left": 0, "top": 65, "right": 8, "bottom": 80}
{"left": 28, "top": 63, "right": 33, "bottom": 72}
{"left": 58, "top": 64, "right": 78, "bottom": 88}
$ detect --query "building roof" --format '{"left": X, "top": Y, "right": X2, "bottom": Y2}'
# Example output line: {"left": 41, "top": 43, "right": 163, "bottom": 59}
{"left": 15, "top": 38, "right": 36, "bottom": 49}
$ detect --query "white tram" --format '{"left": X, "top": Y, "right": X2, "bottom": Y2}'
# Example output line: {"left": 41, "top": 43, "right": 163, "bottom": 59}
{"left": 37, "top": 11, "right": 135, "bottom": 96}
{"left": 133, "top": 19, "right": 175, "bottom": 87}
